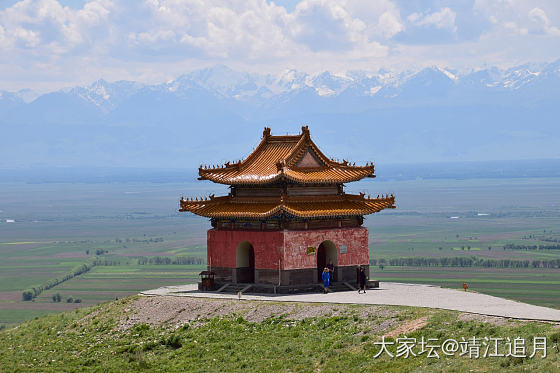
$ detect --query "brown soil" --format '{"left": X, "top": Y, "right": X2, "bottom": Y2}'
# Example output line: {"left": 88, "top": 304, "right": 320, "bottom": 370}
{"left": 384, "top": 316, "right": 430, "bottom": 338}
{"left": 0, "top": 291, "right": 23, "bottom": 301}
{"left": 53, "top": 252, "right": 89, "bottom": 258}
{"left": 457, "top": 312, "right": 515, "bottom": 326}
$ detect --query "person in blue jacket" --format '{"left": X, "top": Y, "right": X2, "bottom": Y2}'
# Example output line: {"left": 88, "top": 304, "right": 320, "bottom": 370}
{"left": 322, "top": 267, "right": 330, "bottom": 293}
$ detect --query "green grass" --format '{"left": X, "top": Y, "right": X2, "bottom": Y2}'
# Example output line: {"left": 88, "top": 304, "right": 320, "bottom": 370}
{"left": 0, "top": 309, "right": 55, "bottom": 324}
{"left": 1, "top": 297, "right": 559, "bottom": 372}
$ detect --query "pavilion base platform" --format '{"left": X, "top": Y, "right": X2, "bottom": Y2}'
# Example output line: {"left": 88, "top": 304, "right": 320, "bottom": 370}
{"left": 197, "top": 280, "right": 379, "bottom": 294}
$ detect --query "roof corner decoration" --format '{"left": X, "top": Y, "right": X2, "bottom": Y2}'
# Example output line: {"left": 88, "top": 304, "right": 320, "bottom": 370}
{"left": 263, "top": 126, "right": 271, "bottom": 138}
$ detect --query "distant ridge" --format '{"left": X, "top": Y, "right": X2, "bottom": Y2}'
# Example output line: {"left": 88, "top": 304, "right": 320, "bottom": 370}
{"left": 1, "top": 61, "right": 559, "bottom": 168}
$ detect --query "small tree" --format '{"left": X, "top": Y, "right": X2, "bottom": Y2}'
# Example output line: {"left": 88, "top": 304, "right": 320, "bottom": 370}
{"left": 22, "top": 290, "right": 33, "bottom": 301}
{"left": 66, "top": 297, "right": 74, "bottom": 303}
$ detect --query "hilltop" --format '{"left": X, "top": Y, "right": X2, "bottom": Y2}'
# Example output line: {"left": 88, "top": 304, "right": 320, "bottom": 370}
{"left": 1, "top": 295, "right": 559, "bottom": 372}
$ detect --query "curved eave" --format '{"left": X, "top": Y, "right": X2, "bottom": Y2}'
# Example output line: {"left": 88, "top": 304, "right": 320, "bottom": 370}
{"left": 179, "top": 195, "right": 395, "bottom": 219}
{"left": 198, "top": 166, "right": 376, "bottom": 185}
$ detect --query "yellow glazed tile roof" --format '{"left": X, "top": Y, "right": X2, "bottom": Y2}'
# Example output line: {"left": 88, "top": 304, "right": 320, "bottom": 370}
{"left": 198, "top": 126, "right": 375, "bottom": 185}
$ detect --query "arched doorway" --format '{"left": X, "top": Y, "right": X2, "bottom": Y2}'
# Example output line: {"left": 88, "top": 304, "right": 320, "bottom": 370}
{"left": 236, "top": 241, "right": 255, "bottom": 283}
{"left": 316, "top": 240, "right": 338, "bottom": 282}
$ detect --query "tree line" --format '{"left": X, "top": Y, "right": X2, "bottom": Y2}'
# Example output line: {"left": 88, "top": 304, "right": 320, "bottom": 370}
{"left": 22, "top": 261, "right": 96, "bottom": 301}
{"left": 503, "top": 243, "right": 560, "bottom": 251}
{"left": 93, "top": 258, "right": 121, "bottom": 266}
{"left": 136, "top": 256, "right": 204, "bottom": 265}
{"left": 370, "top": 256, "right": 560, "bottom": 269}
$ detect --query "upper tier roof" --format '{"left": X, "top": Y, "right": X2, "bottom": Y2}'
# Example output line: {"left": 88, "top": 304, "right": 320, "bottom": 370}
{"left": 198, "top": 126, "right": 375, "bottom": 185}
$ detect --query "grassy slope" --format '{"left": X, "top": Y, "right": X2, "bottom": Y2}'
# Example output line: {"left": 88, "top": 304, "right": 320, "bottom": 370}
{"left": 1, "top": 297, "right": 559, "bottom": 372}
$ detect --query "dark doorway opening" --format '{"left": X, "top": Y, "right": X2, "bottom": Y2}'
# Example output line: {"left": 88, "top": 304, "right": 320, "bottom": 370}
{"left": 316, "top": 240, "right": 338, "bottom": 282}
{"left": 236, "top": 241, "right": 255, "bottom": 283}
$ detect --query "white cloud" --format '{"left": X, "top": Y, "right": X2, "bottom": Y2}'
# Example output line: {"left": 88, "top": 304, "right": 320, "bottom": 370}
{"left": 378, "top": 11, "right": 404, "bottom": 38}
{"left": 474, "top": 0, "right": 560, "bottom": 36}
{"left": 0, "top": 0, "right": 559, "bottom": 91}
{"left": 13, "top": 27, "right": 40, "bottom": 47}
{"left": 408, "top": 7, "right": 457, "bottom": 32}
{"left": 529, "top": 7, "right": 560, "bottom": 35}
{"left": 0, "top": 0, "right": 113, "bottom": 52}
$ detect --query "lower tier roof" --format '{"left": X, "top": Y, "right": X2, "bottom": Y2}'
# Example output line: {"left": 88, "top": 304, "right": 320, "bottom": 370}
{"left": 179, "top": 194, "right": 395, "bottom": 219}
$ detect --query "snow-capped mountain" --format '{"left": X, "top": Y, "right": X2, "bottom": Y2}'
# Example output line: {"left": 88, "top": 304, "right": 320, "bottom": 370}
{"left": 65, "top": 79, "right": 146, "bottom": 113}
{"left": 1, "top": 60, "right": 559, "bottom": 169}
{"left": 5, "top": 61, "right": 556, "bottom": 112}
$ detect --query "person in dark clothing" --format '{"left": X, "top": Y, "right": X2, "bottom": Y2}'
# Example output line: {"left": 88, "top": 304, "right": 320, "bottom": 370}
{"left": 326, "top": 259, "right": 334, "bottom": 283}
{"left": 321, "top": 267, "right": 330, "bottom": 293}
{"left": 358, "top": 267, "right": 367, "bottom": 294}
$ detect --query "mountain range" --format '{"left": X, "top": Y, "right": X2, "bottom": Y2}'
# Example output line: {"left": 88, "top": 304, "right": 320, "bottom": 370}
{"left": 2, "top": 60, "right": 559, "bottom": 169}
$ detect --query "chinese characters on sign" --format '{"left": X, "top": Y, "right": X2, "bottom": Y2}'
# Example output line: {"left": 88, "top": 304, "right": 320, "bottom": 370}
{"left": 372, "top": 336, "right": 547, "bottom": 359}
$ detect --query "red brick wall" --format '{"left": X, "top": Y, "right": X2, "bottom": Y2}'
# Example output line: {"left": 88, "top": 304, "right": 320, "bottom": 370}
{"left": 207, "top": 229, "right": 284, "bottom": 270}
{"left": 283, "top": 227, "right": 369, "bottom": 270}
{"left": 207, "top": 227, "right": 369, "bottom": 271}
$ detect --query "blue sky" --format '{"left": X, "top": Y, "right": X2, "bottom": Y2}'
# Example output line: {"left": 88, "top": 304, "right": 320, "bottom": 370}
{"left": 1, "top": 0, "right": 559, "bottom": 91}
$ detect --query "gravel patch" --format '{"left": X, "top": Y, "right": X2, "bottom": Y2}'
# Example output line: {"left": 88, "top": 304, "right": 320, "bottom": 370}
{"left": 118, "top": 296, "right": 402, "bottom": 331}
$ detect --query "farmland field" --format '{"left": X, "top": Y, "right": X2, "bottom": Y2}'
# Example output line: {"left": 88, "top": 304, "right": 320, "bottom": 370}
{"left": 1, "top": 175, "right": 559, "bottom": 326}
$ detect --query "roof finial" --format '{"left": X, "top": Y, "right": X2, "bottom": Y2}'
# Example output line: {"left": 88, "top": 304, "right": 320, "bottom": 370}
{"left": 263, "top": 127, "right": 271, "bottom": 138}
{"left": 301, "top": 125, "right": 309, "bottom": 136}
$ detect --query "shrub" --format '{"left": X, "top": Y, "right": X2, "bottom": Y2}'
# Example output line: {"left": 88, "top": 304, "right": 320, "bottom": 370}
{"left": 66, "top": 297, "right": 74, "bottom": 303}
{"left": 22, "top": 290, "right": 33, "bottom": 301}
{"left": 74, "top": 299, "right": 82, "bottom": 303}
{"left": 162, "top": 334, "right": 182, "bottom": 349}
